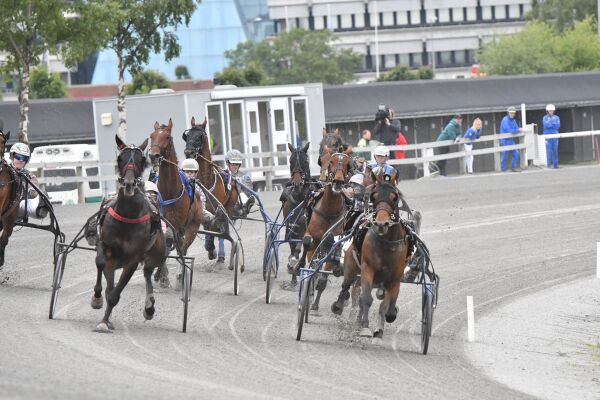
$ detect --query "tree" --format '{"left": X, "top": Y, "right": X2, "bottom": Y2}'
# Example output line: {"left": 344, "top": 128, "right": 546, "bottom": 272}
{"left": 0, "top": 0, "right": 104, "bottom": 143}
{"left": 222, "top": 29, "right": 361, "bottom": 85}
{"left": 527, "top": 0, "right": 596, "bottom": 31}
{"left": 175, "top": 65, "right": 190, "bottom": 80}
{"left": 478, "top": 22, "right": 559, "bottom": 75}
{"left": 127, "top": 70, "right": 170, "bottom": 95}
{"left": 30, "top": 66, "right": 66, "bottom": 99}
{"left": 93, "top": 0, "right": 198, "bottom": 140}
{"left": 214, "top": 63, "right": 266, "bottom": 87}
{"left": 377, "top": 65, "right": 434, "bottom": 81}
{"left": 479, "top": 18, "right": 600, "bottom": 75}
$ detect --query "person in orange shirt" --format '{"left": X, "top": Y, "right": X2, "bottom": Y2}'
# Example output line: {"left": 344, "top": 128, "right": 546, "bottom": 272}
{"left": 394, "top": 131, "right": 408, "bottom": 178}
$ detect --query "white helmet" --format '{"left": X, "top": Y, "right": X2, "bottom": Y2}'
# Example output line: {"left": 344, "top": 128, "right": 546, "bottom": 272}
{"left": 145, "top": 181, "right": 159, "bottom": 193}
{"left": 546, "top": 104, "right": 555, "bottom": 112}
{"left": 10, "top": 142, "right": 30, "bottom": 158}
{"left": 373, "top": 145, "right": 389, "bottom": 157}
{"left": 225, "top": 149, "right": 243, "bottom": 164}
{"left": 181, "top": 158, "right": 199, "bottom": 172}
{"left": 349, "top": 173, "right": 364, "bottom": 186}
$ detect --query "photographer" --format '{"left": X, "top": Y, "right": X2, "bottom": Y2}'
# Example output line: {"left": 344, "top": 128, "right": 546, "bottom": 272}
{"left": 373, "top": 105, "right": 399, "bottom": 149}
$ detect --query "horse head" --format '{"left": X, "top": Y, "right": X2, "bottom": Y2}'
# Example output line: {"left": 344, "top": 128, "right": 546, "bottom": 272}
{"left": 369, "top": 181, "right": 401, "bottom": 236}
{"left": 0, "top": 129, "right": 10, "bottom": 156}
{"left": 116, "top": 135, "right": 148, "bottom": 197}
{"left": 287, "top": 141, "right": 310, "bottom": 190}
{"left": 319, "top": 127, "right": 344, "bottom": 156}
{"left": 183, "top": 116, "right": 208, "bottom": 160}
{"left": 148, "top": 118, "right": 173, "bottom": 166}
{"left": 320, "top": 152, "right": 351, "bottom": 193}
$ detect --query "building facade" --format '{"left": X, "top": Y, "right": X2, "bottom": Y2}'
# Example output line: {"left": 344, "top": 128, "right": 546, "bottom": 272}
{"left": 267, "top": 0, "right": 530, "bottom": 79}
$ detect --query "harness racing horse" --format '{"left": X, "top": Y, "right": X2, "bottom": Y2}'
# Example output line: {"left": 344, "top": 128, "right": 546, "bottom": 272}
{"left": 0, "top": 129, "right": 23, "bottom": 267}
{"left": 183, "top": 116, "right": 239, "bottom": 259}
{"left": 318, "top": 128, "right": 353, "bottom": 166}
{"left": 296, "top": 150, "right": 351, "bottom": 311}
{"left": 331, "top": 180, "right": 410, "bottom": 342}
{"left": 281, "top": 142, "right": 311, "bottom": 285}
{"left": 149, "top": 119, "right": 203, "bottom": 286}
{"left": 91, "top": 136, "right": 167, "bottom": 332}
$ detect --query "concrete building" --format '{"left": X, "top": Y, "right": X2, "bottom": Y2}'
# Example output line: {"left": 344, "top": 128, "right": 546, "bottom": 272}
{"left": 267, "top": 0, "right": 530, "bottom": 80}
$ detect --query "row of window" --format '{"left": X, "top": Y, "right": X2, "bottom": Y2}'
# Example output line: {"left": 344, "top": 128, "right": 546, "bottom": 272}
{"left": 363, "top": 50, "right": 477, "bottom": 71}
{"left": 276, "top": 3, "right": 530, "bottom": 31}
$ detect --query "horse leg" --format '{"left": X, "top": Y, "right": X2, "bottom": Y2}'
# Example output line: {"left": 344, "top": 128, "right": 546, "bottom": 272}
{"left": 0, "top": 217, "right": 15, "bottom": 268}
{"left": 351, "top": 276, "right": 361, "bottom": 309}
{"left": 94, "top": 268, "right": 115, "bottom": 332}
{"left": 311, "top": 271, "right": 328, "bottom": 312}
{"left": 95, "top": 264, "right": 136, "bottom": 332}
{"left": 373, "top": 281, "right": 400, "bottom": 344}
{"left": 91, "top": 245, "right": 105, "bottom": 309}
{"left": 143, "top": 266, "right": 156, "bottom": 320}
{"left": 331, "top": 270, "right": 356, "bottom": 315}
{"left": 359, "top": 267, "right": 375, "bottom": 337}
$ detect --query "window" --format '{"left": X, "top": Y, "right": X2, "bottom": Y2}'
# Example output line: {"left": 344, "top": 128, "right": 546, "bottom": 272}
{"left": 438, "top": 9, "right": 450, "bottom": 23}
{"left": 274, "top": 109, "right": 285, "bottom": 131}
{"left": 508, "top": 4, "right": 520, "bottom": 19}
{"left": 384, "top": 54, "right": 395, "bottom": 69}
{"left": 454, "top": 50, "right": 466, "bottom": 65}
{"left": 277, "top": 143, "right": 287, "bottom": 165}
{"left": 382, "top": 12, "right": 393, "bottom": 26}
{"left": 398, "top": 53, "right": 410, "bottom": 66}
{"left": 466, "top": 7, "right": 477, "bottom": 21}
{"left": 453, "top": 7, "right": 464, "bottom": 22}
{"left": 439, "top": 51, "right": 452, "bottom": 66}
{"left": 86, "top": 167, "right": 100, "bottom": 189}
{"left": 341, "top": 14, "right": 352, "bottom": 28}
{"left": 293, "top": 99, "right": 309, "bottom": 145}
{"left": 410, "top": 53, "right": 423, "bottom": 67}
{"left": 315, "top": 16, "right": 324, "bottom": 29}
{"left": 207, "top": 104, "right": 225, "bottom": 156}
{"left": 495, "top": 5, "right": 506, "bottom": 19}
{"left": 45, "top": 169, "right": 77, "bottom": 192}
{"left": 397, "top": 11, "right": 408, "bottom": 25}
{"left": 228, "top": 102, "right": 244, "bottom": 154}
{"left": 355, "top": 13, "right": 364, "bottom": 28}
{"left": 249, "top": 111, "right": 257, "bottom": 133}
{"left": 482, "top": 6, "right": 492, "bottom": 20}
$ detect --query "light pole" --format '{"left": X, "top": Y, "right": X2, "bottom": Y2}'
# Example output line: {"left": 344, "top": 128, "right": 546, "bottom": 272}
{"left": 374, "top": 0, "right": 380, "bottom": 79}
{"left": 428, "top": 15, "right": 437, "bottom": 75}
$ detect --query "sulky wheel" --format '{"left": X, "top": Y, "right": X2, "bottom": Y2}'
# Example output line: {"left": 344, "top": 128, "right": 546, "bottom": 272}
{"left": 265, "top": 250, "right": 277, "bottom": 304}
{"left": 49, "top": 251, "right": 67, "bottom": 319}
{"left": 295, "top": 275, "right": 310, "bottom": 341}
{"left": 233, "top": 241, "right": 243, "bottom": 296}
{"left": 262, "top": 231, "right": 273, "bottom": 281}
{"left": 420, "top": 287, "right": 433, "bottom": 355}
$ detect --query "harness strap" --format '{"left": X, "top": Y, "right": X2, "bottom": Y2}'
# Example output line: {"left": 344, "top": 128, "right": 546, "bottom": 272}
{"left": 108, "top": 207, "right": 151, "bottom": 224}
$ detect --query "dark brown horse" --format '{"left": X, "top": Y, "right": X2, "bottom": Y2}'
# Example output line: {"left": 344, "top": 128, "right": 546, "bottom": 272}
{"left": 281, "top": 142, "right": 311, "bottom": 285}
{"left": 318, "top": 128, "right": 353, "bottom": 166}
{"left": 149, "top": 119, "right": 203, "bottom": 286}
{"left": 0, "top": 129, "right": 22, "bottom": 267}
{"left": 91, "top": 136, "right": 167, "bottom": 332}
{"left": 182, "top": 116, "right": 239, "bottom": 259}
{"left": 331, "top": 181, "right": 409, "bottom": 342}
{"left": 296, "top": 150, "right": 351, "bottom": 311}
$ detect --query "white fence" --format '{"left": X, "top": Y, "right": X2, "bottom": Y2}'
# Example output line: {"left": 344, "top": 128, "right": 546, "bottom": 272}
{"left": 29, "top": 129, "right": 600, "bottom": 203}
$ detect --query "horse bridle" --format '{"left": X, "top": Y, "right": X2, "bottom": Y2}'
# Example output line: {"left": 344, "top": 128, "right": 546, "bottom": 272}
{"left": 117, "top": 146, "right": 145, "bottom": 188}
{"left": 322, "top": 152, "right": 349, "bottom": 183}
{"left": 182, "top": 126, "right": 206, "bottom": 160}
{"left": 369, "top": 184, "right": 401, "bottom": 224}
{"left": 149, "top": 126, "right": 174, "bottom": 167}
{"left": 290, "top": 150, "right": 309, "bottom": 186}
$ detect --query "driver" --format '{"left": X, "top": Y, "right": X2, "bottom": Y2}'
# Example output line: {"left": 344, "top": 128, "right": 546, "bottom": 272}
{"left": 224, "top": 149, "right": 255, "bottom": 218}
{"left": 368, "top": 145, "right": 396, "bottom": 177}
{"left": 180, "top": 158, "right": 216, "bottom": 227}
{"left": 9, "top": 142, "right": 49, "bottom": 220}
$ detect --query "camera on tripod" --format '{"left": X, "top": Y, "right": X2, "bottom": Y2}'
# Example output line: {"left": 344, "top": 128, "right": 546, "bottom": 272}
{"left": 375, "top": 104, "right": 391, "bottom": 123}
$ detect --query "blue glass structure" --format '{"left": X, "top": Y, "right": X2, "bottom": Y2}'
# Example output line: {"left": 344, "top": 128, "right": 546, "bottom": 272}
{"left": 92, "top": 0, "right": 272, "bottom": 84}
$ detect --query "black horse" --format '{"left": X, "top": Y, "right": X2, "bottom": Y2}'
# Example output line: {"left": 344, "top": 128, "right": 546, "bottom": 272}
{"left": 280, "top": 142, "right": 312, "bottom": 286}
{"left": 91, "top": 135, "right": 167, "bottom": 332}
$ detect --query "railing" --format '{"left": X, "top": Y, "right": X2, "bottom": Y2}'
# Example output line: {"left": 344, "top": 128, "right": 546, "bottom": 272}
{"left": 27, "top": 129, "right": 600, "bottom": 203}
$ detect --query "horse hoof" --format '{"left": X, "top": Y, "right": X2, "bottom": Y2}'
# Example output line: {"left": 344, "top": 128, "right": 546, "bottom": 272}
{"left": 359, "top": 328, "right": 372, "bottom": 337}
{"left": 376, "top": 288, "right": 385, "bottom": 300}
{"left": 159, "top": 276, "right": 170, "bottom": 289}
{"left": 90, "top": 295, "right": 103, "bottom": 309}
{"left": 143, "top": 308, "right": 155, "bottom": 320}
{"left": 279, "top": 281, "right": 297, "bottom": 291}
{"left": 93, "top": 321, "right": 113, "bottom": 333}
{"left": 373, "top": 329, "right": 384, "bottom": 339}
{"left": 310, "top": 304, "right": 319, "bottom": 312}
{"left": 331, "top": 302, "right": 343, "bottom": 315}
{"left": 106, "top": 321, "right": 115, "bottom": 330}
{"left": 372, "top": 337, "right": 383, "bottom": 346}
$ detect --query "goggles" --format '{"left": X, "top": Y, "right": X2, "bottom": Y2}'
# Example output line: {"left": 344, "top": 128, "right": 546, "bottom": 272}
{"left": 13, "top": 153, "right": 29, "bottom": 162}
{"left": 183, "top": 169, "right": 197, "bottom": 173}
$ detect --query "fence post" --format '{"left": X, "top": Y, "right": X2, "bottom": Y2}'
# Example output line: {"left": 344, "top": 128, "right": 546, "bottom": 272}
{"left": 265, "top": 158, "right": 273, "bottom": 191}
{"left": 76, "top": 165, "right": 84, "bottom": 204}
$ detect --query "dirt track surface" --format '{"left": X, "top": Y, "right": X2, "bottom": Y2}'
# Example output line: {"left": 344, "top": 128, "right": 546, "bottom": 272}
{"left": 1, "top": 165, "right": 598, "bottom": 400}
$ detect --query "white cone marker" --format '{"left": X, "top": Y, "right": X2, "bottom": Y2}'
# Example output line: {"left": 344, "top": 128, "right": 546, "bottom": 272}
{"left": 467, "top": 296, "right": 475, "bottom": 342}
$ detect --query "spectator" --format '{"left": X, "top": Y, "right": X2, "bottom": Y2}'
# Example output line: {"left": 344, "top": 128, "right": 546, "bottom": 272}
{"left": 543, "top": 104, "right": 561, "bottom": 169}
{"left": 373, "top": 108, "right": 399, "bottom": 149}
{"left": 356, "top": 129, "right": 371, "bottom": 148}
{"left": 499, "top": 106, "right": 524, "bottom": 172}
{"left": 462, "top": 118, "right": 482, "bottom": 174}
{"left": 436, "top": 114, "right": 463, "bottom": 176}
{"left": 394, "top": 130, "right": 408, "bottom": 178}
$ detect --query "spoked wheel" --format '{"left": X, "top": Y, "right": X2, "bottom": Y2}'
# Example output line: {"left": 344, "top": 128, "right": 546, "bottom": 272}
{"left": 49, "top": 251, "right": 67, "bottom": 319}
{"left": 262, "top": 232, "right": 272, "bottom": 281}
{"left": 232, "top": 241, "right": 243, "bottom": 296}
{"left": 295, "top": 274, "right": 310, "bottom": 341}
{"left": 265, "top": 250, "right": 277, "bottom": 304}
{"left": 181, "top": 261, "right": 193, "bottom": 333}
{"left": 420, "top": 287, "right": 433, "bottom": 355}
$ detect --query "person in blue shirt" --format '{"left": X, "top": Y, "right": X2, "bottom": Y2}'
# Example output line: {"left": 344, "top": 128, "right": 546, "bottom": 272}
{"left": 368, "top": 145, "right": 397, "bottom": 178}
{"left": 499, "top": 106, "right": 524, "bottom": 172}
{"left": 462, "top": 118, "right": 482, "bottom": 174}
{"left": 542, "top": 104, "right": 561, "bottom": 169}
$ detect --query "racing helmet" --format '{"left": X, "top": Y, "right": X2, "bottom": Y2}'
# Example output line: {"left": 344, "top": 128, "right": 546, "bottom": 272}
{"left": 10, "top": 142, "right": 30, "bottom": 159}
{"left": 145, "top": 180, "right": 159, "bottom": 193}
{"left": 348, "top": 173, "right": 364, "bottom": 186}
{"left": 373, "top": 145, "right": 389, "bottom": 157}
{"left": 181, "top": 158, "right": 199, "bottom": 172}
{"left": 546, "top": 104, "right": 556, "bottom": 112}
{"left": 225, "top": 149, "right": 243, "bottom": 165}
